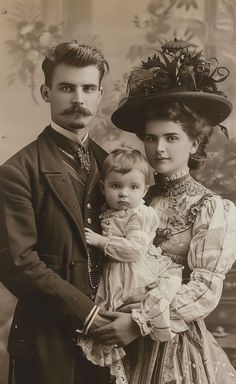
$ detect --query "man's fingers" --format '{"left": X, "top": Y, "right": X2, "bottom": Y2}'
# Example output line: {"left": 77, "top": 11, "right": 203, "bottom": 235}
{"left": 91, "top": 323, "right": 114, "bottom": 336}
{"left": 102, "top": 311, "right": 120, "bottom": 319}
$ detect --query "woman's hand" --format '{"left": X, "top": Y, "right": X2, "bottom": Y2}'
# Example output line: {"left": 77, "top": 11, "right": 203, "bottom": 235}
{"left": 84, "top": 228, "right": 107, "bottom": 250}
{"left": 118, "top": 294, "right": 147, "bottom": 313}
{"left": 118, "top": 283, "right": 157, "bottom": 313}
{"left": 89, "top": 311, "right": 141, "bottom": 346}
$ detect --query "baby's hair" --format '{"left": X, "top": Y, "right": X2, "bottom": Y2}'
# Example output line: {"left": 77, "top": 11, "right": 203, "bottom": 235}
{"left": 101, "top": 147, "right": 152, "bottom": 185}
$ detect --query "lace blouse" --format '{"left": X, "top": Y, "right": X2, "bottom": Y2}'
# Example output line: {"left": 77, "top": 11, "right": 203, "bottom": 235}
{"left": 133, "top": 169, "right": 236, "bottom": 337}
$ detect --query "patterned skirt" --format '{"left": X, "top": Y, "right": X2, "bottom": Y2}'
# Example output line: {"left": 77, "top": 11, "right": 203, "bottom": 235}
{"left": 125, "top": 320, "right": 236, "bottom": 384}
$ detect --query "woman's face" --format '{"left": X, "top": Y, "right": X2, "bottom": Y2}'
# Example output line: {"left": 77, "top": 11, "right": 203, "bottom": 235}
{"left": 144, "top": 119, "right": 198, "bottom": 176}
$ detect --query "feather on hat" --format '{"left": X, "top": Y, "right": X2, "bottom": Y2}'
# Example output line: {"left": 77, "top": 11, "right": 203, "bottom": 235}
{"left": 111, "top": 39, "right": 232, "bottom": 134}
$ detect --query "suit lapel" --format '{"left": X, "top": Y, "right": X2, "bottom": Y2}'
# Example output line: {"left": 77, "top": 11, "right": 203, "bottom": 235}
{"left": 87, "top": 139, "right": 107, "bottom": 193}
{"left": 37, "top": 127, "right": 87, "bottom": 252}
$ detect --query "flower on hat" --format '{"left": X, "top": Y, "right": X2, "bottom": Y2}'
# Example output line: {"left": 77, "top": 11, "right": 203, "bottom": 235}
{"left": 126, "top": 38, "right": 230, "bottom": 97}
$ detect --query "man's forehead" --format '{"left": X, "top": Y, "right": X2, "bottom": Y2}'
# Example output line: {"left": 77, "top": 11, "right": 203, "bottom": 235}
{"left": 52, "top": 63, "right": 100, "bottom": 84}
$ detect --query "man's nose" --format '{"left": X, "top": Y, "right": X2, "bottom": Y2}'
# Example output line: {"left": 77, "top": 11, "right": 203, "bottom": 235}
{"left": 72, "top": 89, "right": 84, "bottom": 105}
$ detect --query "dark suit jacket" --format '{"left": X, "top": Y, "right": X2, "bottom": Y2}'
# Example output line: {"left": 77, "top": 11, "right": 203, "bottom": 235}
{"left": 0, "top": 126, "right": 108, "bottom": 383}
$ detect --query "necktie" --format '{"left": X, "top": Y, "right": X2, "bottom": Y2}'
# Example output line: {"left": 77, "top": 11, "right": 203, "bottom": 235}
{"left": 76, "top": 146, "right": 91, "bottom": 174}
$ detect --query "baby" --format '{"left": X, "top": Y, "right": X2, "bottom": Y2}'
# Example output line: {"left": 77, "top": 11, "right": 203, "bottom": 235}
{"left": 77, "top": 148, "right": 184, "bottom": 383}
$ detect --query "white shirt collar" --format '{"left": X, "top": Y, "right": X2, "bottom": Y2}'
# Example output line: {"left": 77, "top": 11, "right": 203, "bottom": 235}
{"left": 50, "top": 121, "right": 89, "bottom": 146}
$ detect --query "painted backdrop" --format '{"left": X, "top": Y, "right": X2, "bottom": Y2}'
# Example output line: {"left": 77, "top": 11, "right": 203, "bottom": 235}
{"left": 1, "top": 1, "right": 236, "bottom": 383}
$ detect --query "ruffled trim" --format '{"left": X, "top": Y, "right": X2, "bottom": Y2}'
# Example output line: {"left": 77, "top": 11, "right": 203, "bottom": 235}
{"left": 77, "top": 336, "right": 128, "bottom": 383}
{"left": 132, "top": 307, "right": 151, "bottom": 336}
{"left": 77, "top": 335, "right": 125, "bottom": 366}
{"left": 131, "top": 289, "right": 173, "bottom": 342}
{"left": 99, "top": 200, "right": 146, "bottom": 220}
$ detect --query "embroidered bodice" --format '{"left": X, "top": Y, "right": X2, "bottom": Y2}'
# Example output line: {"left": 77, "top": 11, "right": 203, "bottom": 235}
{"left": 145, "top": 168, "right": 236, "bottom": 323}
{"left": 147, "top": 169, "right": 214, "bottom": 264}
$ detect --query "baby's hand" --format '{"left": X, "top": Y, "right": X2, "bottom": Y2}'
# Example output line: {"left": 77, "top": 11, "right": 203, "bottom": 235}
{"left": 85, "top": 228, "right": 107, "bottom": 250}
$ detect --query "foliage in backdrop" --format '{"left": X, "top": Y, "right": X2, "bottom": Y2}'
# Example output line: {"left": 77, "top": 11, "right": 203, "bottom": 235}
{"left": 1, "top": 1, "right": 236, "bottom": 384}
{"left": 5, "top": 1, "right": 62, "bottom": 103}
{"left": 4, "top": 0, "right": 236, "bottom": 198}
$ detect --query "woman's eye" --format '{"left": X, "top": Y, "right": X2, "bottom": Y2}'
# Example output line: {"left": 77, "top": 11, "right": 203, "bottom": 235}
{"left": 167, "top": 136, "right": 178, "bottom": 142}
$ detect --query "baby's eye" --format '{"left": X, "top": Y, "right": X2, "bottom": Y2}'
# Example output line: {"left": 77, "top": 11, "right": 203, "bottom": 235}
{"left": 111, "top": 184, "right": 120, "bottom": 189}
{"left": 131, "top": 185, "right": 138, "bottom": 190}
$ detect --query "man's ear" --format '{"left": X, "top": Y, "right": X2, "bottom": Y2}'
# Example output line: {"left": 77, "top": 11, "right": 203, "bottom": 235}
{"left": 40, "top": 84, "right": 50, "bottom": 103}
{"left": 99, "top": 180, "right": 105, "bottom": 194}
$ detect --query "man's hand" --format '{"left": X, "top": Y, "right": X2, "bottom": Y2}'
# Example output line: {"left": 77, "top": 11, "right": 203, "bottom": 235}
{"left": 89, "top": 313, "right": 112, "bottom": 330}
{"left": 89, "top": 311, "right": 141, "bottom": 346}
{"left": 84, "top": 228, "right": 107, "bottom": 250}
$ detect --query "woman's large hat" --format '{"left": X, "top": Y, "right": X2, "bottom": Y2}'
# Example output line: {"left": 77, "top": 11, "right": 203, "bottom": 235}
{"left": 111, "top": 39, "right": 232, "bottom": 133}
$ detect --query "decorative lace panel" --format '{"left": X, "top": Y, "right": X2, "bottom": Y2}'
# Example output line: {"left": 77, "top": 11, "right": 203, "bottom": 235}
{"left": 151, "top": 172, "right": 212, "bottom": 198}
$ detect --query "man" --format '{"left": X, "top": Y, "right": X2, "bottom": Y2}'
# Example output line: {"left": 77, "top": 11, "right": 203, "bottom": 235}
{"left": 0, "top": 41, "right": 139, "bottom": 384}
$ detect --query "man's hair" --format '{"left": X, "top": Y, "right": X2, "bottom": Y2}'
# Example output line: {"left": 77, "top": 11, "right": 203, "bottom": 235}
{"left": 101, "top": 147, "right": 152, "bottom": 185}
{"left": 42, "top": 40, "right": 109, "bottom": 87}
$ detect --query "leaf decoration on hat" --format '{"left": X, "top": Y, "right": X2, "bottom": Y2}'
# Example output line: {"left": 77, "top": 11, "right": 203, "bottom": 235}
{"left": 218, "top": 124, "right": 229, "bottom": 141}
{"left": 126, "top": 68, "right": 154, "bottom": 94}
{"left": 127, "top": 38, "right": 230, "bottom": 97}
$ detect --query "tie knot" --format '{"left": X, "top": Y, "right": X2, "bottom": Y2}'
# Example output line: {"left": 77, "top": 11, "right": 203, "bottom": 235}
{"left": 76, "top": 146, "right": 91, "bottom": 174}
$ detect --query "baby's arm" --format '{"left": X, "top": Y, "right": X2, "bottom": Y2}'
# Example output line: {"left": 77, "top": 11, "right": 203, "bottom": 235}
{"left": 85, "top": 228, "right": 107, "bottom": 251}
{"left": 155, "top": 255, "right": 183, "bottom": 303}
{"left": 130, "top": 256, "right": 188, "bottom": 341}
{"left": 102, "top": 208, "right": 160, "bottom": 262}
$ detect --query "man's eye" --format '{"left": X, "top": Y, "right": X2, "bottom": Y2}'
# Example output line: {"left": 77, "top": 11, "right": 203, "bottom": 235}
{"left": 83, "top": 85, "right": 97, "bottom": 93}
{"left": 61, "top": 85, "right": 72, "bottom": 92}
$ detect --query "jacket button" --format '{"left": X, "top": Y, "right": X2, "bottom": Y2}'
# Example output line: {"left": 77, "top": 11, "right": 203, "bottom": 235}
{"left": 87, "top": 218, "right": 92, "bottom": 224}
{"left": 86, "top": 203, "right": 92, "bottom": 209}
{"left": 70, "top": 259, "right": 78, "bottom": 267}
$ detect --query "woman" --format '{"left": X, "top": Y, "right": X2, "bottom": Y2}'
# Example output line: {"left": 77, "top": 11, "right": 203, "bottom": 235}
{"left": 111, "top": 39, "right": 236, "bottom": 383}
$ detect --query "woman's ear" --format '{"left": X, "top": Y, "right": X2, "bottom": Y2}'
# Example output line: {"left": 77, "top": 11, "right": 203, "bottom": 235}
{"left": 190, "top": 138, "right": 200, "bottom": 155}
{"left": 99, "top": 180, "right": 105, "bottom": 194}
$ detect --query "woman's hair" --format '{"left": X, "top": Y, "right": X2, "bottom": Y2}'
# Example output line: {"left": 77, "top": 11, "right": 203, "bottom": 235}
{"left": 141, "top": 102, "right": 214, "bottom": 170}
{"left": 42, "top": 40, "right": 109, "bottom": 87}
{"left": 101, "top": 147, "right": 152, "bottom": 185}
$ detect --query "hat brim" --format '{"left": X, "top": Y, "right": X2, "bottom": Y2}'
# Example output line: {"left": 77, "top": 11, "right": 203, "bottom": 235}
{"left": 111, "top": 92, "right": 233, "bottom": 134}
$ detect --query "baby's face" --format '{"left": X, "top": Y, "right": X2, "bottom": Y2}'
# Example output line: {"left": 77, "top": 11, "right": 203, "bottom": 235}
{"left": 101, "top": 169, "right": 149, "bottom": 211}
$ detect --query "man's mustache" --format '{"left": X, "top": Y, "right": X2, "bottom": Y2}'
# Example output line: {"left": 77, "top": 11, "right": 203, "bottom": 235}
{"left": 60, "top": 105, "right": 92, "bottom": 116}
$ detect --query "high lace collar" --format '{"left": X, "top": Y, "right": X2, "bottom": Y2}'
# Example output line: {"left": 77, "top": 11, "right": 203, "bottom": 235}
{"left": 151, "top": 168, "right": 208, "bottom": 198}
{"left": 154, "top": 168, "right": 189, "bottom": 183}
